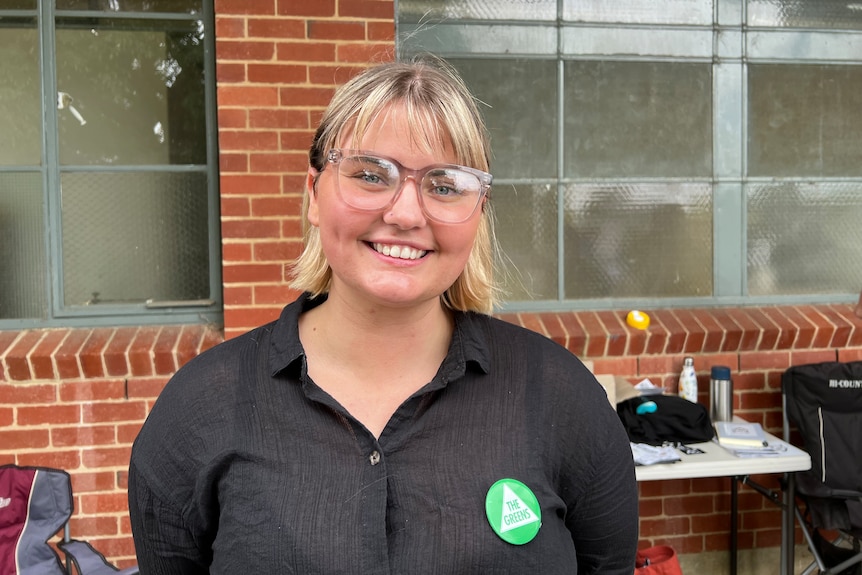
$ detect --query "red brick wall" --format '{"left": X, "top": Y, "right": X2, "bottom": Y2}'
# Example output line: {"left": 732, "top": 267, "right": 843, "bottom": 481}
{"left": 2, "top": 0, "right": 862, "bottom": 568}
{"left": 217, "top": 0, "right": 396, "bottom": 339}
{"left": 1, "top": 307, "right": 860, "bottom": 566}
{"left": 0, "top": 325, "right": 221, "bottom": 568}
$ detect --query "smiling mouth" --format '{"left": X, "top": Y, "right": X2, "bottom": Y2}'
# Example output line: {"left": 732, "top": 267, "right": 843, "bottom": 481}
{"left": 371, "top": 242, "right": 428, "bottom": 260}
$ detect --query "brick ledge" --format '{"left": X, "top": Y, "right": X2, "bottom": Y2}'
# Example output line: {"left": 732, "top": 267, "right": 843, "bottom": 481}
{"left": 2, "top": 303, "right": 861, "bottom": 383}
{"left": 497, "top": 303, "right": 862, "bottom": 358}
{"left": 0, "top": 324, "right": 223, "bottom": 382}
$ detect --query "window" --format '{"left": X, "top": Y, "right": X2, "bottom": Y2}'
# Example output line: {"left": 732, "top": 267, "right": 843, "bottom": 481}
{"left": 0, "top": 0, "right": 220, "bottom": 326}
{"left": 398, "top": 0, "right": 862, "bottom": 311}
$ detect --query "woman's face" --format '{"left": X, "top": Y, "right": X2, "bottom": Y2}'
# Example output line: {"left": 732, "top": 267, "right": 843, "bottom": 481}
{"left": 307, "top": 105, "right": 483, "bottom": 311}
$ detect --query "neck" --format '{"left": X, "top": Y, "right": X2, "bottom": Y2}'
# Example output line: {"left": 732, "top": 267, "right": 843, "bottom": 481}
{"left": 297, "top": 292, "right": 456, "bottom": 438}
{"left": 300, "top": 291, "right": 454, "bottom": 370}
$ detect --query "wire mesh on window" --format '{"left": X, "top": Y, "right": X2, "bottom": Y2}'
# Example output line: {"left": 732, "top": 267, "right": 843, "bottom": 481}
{"left": 749, "top": 64, "right": 862, "bottom": 178}
{"left": 494, "top": 183, "right": 559, "bottom": 301}
{"left": 450, "top": 58, "right": 558, "bottom": 181}
{"left": 564, "top": 60, "right": 713, "bottom": 179}
{"left": 563, "top": 0, "right": 712, "bottom": 25}
{"left": 0, "top": 21, "right": 40, "bottom": 166}
{"left": 0, "top": 1, "right": 36, "bottom": 8}
{"left": 61, "top": 171, "right": 210, "bottom": 306}
{"left": 398, "top": 0, "right": 556, "bottom": 22}
{"left": 747, "top": 0, "right": 862, "bottom": 30}
{"left": 0, "top": 173, "right": 46, "bottom": 319}
{"left": 747, "top": 182, "right": 862, "bottom": 296}
{"left": 563, "top": 183, "right": 713, "bottom": 299}
{"left": 55, "top": 0, "right": 201, "bottom": 13}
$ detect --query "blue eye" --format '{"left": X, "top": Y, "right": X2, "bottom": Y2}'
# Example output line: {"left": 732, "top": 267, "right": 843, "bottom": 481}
{"left": 431, "top": 184, "right": 458, "bottom": 197}
{"left": 341, "top": 156, "right": 395, "bottom": 190}
{"left": 359, "top": 171, "right": 384, "bottom": 185}
{"left": 424, "top": 170, "right": 478, "bottom": 201}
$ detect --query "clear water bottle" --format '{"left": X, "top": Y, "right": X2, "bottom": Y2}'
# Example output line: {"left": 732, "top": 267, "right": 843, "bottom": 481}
{"left": 679, "top": 356, "right": 698, "bottom": 403}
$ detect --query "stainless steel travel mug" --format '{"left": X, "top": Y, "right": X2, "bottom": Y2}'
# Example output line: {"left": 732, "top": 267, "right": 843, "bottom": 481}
{"left": 709, "top": 365, "right": 733, "bottom": 422}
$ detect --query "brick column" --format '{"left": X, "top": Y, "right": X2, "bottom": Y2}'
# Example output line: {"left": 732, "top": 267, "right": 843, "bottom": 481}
{"left": 216, "top": 0, "right": 396, "bottom": 339}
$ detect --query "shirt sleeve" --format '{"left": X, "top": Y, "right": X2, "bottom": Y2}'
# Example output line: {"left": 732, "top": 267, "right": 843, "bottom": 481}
{"left": 127, "top": 345, "right": 228, "bottom": 574}
{"left": 128, "top": 459, "right": 211, "bottom": 574}
{"left": 566, "top": 398, "right": 639, "bottom": 575}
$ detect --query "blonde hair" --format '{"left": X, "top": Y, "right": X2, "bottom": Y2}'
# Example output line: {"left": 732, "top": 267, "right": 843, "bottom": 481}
{"left": 290, "top": 56, "right": 501, "bottom": 314}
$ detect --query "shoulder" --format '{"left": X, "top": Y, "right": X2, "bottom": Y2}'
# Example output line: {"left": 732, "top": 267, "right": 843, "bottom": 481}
{"left": 131, "top": 319, "right": 279, "bottom": 456}
{"left": 469, "top": 317, "right": 632, "bottom": 489}
{"left": 466, "top": 313, "right": 579, "bottom": 356}
{"left": 129, "top": 322, "right": 281, "bottom": 503}
{"left": 160, "top": 321, "right": 276, "bottom": 402}
{"left": 460, "top": 313, "right": 608, "bottom": 411}
{"left": 475, "top": 313, "right": 594, "bottom": 376}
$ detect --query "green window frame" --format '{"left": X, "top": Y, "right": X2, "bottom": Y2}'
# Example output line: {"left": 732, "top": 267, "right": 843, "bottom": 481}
{"left": 0, "top": 0, "right": 220, "bottom": 328}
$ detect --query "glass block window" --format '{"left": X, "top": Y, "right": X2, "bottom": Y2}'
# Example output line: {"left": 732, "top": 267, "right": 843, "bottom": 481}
{"left": 0, "top": 2, "right": 219, "bottom": 326}
{"left": 398, "top": 0, "right": 862, "bottom": 309}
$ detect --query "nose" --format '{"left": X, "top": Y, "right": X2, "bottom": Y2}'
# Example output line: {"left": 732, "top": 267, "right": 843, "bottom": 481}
{"left": 382, "top": 175, "right": 427, "bottom": 228}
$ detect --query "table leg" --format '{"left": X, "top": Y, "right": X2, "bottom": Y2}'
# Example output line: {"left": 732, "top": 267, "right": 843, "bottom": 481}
{"left": 731, "top": 477, "right": 738, "bottom": 575}
{"left": 780, "top": 472, "right": 796, "bottom": 575}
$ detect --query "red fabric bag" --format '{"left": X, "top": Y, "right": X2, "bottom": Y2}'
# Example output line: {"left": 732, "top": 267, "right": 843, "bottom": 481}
{"left": 635, "top": 545, "right": 683, "bottom": 575}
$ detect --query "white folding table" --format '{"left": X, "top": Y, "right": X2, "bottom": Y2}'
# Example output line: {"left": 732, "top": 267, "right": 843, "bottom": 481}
{"left": 635, "top": 427, "right": 810, "bottom": 575}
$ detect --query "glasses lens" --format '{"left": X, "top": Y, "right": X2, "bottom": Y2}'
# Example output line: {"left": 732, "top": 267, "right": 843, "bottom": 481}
{"left": 336, "top": 155, "right": 399, "bottom": 210}
{"left": 332, "top": 151, "right": 487, "bottom": 223}
{"left": 421, "top": 169, "right": 484, "bottom": 223}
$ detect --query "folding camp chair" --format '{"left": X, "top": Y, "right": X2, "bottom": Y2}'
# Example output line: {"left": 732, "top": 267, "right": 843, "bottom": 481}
{"left": 59, "top": 540, "right": 139, "bottom": 575}
{"left": 0, "top": 465, "right": 138, "bottom": 575}
{"left": 783, "top": 361, "right": 862, "bottom": 575}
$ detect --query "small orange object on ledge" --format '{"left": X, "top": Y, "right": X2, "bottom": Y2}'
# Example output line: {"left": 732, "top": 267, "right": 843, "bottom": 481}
{"left": 626, "top": 310, "right": 651, "bottom": 330}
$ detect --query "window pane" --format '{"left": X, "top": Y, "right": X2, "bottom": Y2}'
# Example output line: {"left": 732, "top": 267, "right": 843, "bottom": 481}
{"left": 748, "top": 64, "right": 862, "bottom": 177}
{"left": 0, "top": 173, "right": 46, "bottom": 319}
{"left": 0, "top": 18, "right": 41, "bottom": 166}
{"left": 450, "top": 58, "right": 557, "bottom": 180}
{"left": 56, "top": 18, "right": 207, "bottom": 165}
{"left": 563, "top": 183, "right": 713, "bottom": 298}
{"left": 747, "top": 0, "right": 862, "bottom": 30}
{"left": 495, "top": 184, "right": 559, "bottom": 300}
{"left": 564, "top": 61, "right": 712, "bottom": 178}
{"left": 398, "top": 0, "right": 556, "bottom": 21}
{"left": 564, "top": 0, "right": 713, "bottom": 25}
{"left": 61, "top": 171, "right": 210, "bottom": 306}
{"left": 0, "top": 2, "right": 36, "bottom": 9}
{"left": 748, "top": 182, "right": 862, "bottom": 295}
{"left": 56, "top": 0, "right": 201, "bottom": 14}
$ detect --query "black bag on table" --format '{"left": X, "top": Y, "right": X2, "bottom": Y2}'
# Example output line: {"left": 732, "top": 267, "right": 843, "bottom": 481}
{"left": 617, "top": 394, "right": 715, "bottom": 445}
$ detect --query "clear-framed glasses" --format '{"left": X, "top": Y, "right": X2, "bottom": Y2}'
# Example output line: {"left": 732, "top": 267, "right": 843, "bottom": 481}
{"left": 325, "top": 149, "right": 492, "bottom": 224}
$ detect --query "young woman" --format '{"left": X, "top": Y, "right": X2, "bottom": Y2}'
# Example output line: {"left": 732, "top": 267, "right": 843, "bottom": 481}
{"left": 128, "top": 57, "right": 638, "bottom": 574}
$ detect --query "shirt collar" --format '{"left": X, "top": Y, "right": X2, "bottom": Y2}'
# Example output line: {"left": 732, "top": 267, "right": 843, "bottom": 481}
{"left": 269, "top": 292, "right": 491, "bottom": 379}
{"left": 450, "top": 310, "right": 492, "bottom": 376}
{"left": 268, "top": 292, "right": 322, "bottom": 377}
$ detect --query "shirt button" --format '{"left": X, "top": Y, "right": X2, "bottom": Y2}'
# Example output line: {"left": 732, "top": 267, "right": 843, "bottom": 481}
{"left": 369, "top": 451, "right": 381, "bottom": 466}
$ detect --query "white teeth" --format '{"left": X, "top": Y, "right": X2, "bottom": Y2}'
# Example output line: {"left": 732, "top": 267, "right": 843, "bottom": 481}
{"left": 373, "top": 243, "right": 427, "bottom": 260}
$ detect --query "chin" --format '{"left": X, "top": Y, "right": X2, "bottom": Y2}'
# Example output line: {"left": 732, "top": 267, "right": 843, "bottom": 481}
{"left": 364, "top": 286, "right": 443, "bottom": 308}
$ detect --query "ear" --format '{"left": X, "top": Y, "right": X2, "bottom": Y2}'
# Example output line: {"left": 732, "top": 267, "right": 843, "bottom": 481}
{"left": 306, "top": 167, "right": 320, "bottom": 227}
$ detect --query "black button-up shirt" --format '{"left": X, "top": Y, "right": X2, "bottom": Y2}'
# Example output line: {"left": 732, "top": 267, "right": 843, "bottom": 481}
{"left": 129, "top": 294, "right": 638, "bottom": 574}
